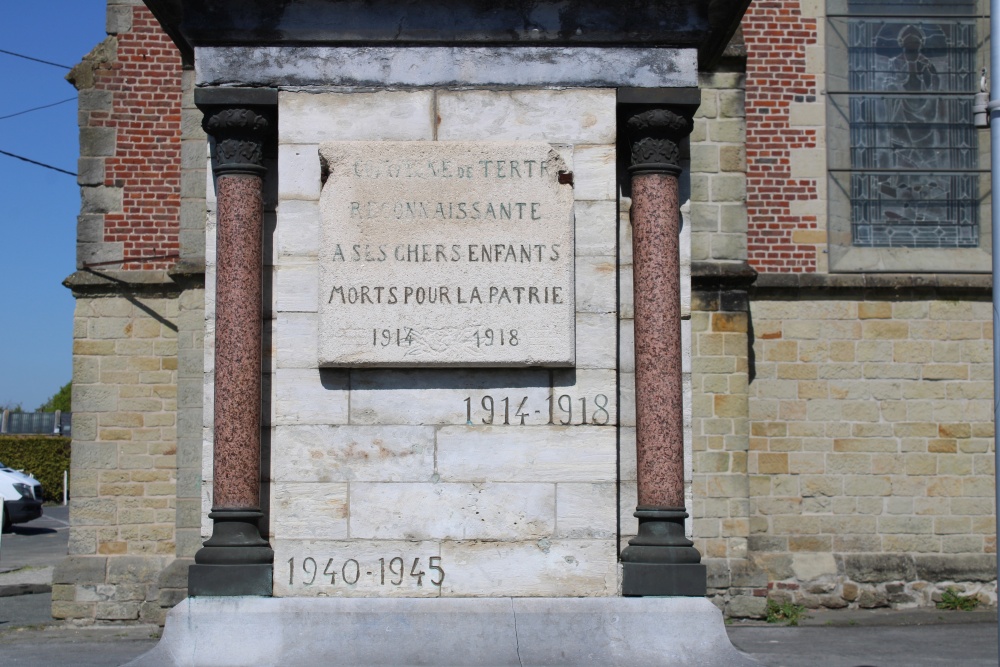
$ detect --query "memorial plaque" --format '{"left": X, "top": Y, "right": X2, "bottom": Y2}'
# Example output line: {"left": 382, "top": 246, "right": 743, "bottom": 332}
{"left": 318, "top": 141, "right": 575, "bottom": 366}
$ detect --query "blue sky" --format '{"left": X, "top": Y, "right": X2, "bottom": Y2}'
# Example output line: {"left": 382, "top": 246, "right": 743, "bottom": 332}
{"left": 1, "top": 2, "right": 106, "bottom": 410}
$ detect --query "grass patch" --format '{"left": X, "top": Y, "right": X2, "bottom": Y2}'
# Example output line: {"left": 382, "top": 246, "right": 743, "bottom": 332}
{"left": 936, "top": 588, "right": 980, "bottom": 611}
{"left": 766, "top": 599, "right": 808, "bottom": 626}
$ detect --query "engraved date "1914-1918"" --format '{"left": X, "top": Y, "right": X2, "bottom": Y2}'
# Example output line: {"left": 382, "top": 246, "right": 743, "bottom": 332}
{"left": 464, "top": 394, "right": 611, "bottom": 426}
{"left": 288, "top": 556, "right": 445, "bottom": 588}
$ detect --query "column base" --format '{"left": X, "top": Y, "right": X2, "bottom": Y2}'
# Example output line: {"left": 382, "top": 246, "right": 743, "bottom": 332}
{"left": 188, "top": 563, "right": 273, "bottom": 597}
{"left": 622, "top": 562, "right": 707, "bottom": 597}
{"left": 620, "top": 506, "right": 706, "bottom": 597}
{"left": 190, "top": 509, "right": 274, "bottom": 596}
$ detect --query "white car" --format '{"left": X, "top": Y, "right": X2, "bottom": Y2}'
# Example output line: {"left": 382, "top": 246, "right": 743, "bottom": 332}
{"left": 0, "top": 462, "right": 43, "bottom": 532}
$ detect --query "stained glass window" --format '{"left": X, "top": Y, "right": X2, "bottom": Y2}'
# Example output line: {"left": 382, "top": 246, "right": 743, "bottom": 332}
{"left": 827, "top": 0, "right": 990, "bottom": 268}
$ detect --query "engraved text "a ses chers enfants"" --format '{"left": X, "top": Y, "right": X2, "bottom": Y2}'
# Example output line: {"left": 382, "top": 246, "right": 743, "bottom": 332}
{"left": 330, "top": 243, "right": 562, "bottom": 263}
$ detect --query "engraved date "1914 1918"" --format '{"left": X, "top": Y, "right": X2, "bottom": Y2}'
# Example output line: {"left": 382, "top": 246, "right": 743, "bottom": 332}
{"left": 464, "top": 394, "right": 611, "bottom": 426}
{"left": 288, "top": 556, "right": 445, "bottom": 587}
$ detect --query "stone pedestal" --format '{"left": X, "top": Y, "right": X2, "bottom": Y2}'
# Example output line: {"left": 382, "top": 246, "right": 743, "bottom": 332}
{"left": 620, "top": 108, "right": 706, "bottom": 596}
{"left": 126, "top": 597, "right": 760, "bottom": 666}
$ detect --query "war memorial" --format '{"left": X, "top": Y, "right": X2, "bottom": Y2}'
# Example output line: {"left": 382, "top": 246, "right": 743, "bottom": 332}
{"left": 79, "top": 0, "right": 753, "bottom": 664}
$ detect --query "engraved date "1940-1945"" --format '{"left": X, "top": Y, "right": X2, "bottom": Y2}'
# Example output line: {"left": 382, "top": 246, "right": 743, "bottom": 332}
{"left": 288, "top": 556, "right": 445, "bottom": 587}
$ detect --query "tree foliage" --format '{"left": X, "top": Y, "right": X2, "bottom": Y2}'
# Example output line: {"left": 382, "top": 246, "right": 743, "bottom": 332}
{"left": 37, "top": 382, "right": 71, "bottom": 413}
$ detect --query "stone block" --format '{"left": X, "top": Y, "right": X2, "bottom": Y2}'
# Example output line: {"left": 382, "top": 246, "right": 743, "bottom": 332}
{"left": 276, "top": 200, "right": 320, "bottom": 259}
{"left": 279, "top": 144, "right": 322, "bottom": 201}
{"left": 273, "top": 368, "right": 350, "bottom": 426}
{"left": 80, "top": 127, "right": 116, "bottom": 157}
{"left": 436, "top": 426, "right": 615, "bottom": 483}
{"left": 108, "top": 557, "right": 166, "bottom": 585}
{"left": 576, "top": 312, "right": 617, "bottom": 370}
{"left": 791, "top": 553, "right": 838, "bottom": 581}
{"left": 555, "top": 483, "right": 617, "bottom": 539}
{"left": 350, "top": 482, "right": 555, "bottom": 540}
{"left": 81, "top": 186, "right": 123, "bottom": 214}
{"left": 440, "top": 540, "right": 616, "bottom": 597}
{"left": 77, "top": 157, "right": 105, "bottom": 185}
{"left": 437, "top": 89, "right": 616, "bottom": 144}
{"left": 96, "top": 601, "right": 140, "bottom": 621}
{"left": 914, "top": 555, "right": 997, "bottom": 582}
{"left": 272, "top": 539, "right": 443, "bottom": 597}
{"left": 574, "top": 200, "right": 617, "bottom": 257}
{"left": 280, "top": 91, "right": 434, "bottom": 144}
{"left": 273, "top": 482, "right": 349, "bottom": 540}
{"left": 572, "top": 144, "right": 617, "bottom": 201}
{"left": 51, "top": 601, "right": 95, "bottom": 620}
{"left": 274, "top": 263, "right": 319, "bottom": 313}
{"left": 842, "top": 554, "right": 917, "bottom": 583}
{"left": 273, "top": 313, "right": 319, "bottom": 369}
{"left": 350, "top": 368, "right": 549, "bottom": 426}
{"left": 726, "top": 595, "right": 767, "bottom": 619}
{"left": 273, "top": 424, "right": 435, "bottom": 483}
{"left": 53, "top": 556, "right": 108, "bottom": 585}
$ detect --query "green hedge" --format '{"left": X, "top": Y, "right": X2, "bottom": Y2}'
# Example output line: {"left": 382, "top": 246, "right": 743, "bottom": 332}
{"left": 0, "top": 436, "right": 71, "bottom": 502}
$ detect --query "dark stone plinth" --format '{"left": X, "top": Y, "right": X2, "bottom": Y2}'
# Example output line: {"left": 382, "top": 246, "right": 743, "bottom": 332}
{"left": 191, "top": 510, "right": 273, "bottom": 595}
{"left": 621, "top": 507, "right": 707, "bottom": 597}
{"left": 622, "top": 563, "right": 708, "bottom": 597}
{"left": 188, "top": 564, "right": 273, "bottom": 597}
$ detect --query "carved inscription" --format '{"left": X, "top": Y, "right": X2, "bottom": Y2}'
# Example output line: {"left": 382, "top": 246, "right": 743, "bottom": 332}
{"left": 286, "top": 555, "right": 444, "bottom": 589}
{"left": 318, "top": 142, "right": 575, "bottom": 366}
{"left": 463, "top": 394, "right": 612, "bottom": 426}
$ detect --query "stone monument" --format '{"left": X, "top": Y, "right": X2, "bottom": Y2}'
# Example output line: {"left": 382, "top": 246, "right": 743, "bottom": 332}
{"left": 132, "top": 1, "right": 758, "bottom": 664}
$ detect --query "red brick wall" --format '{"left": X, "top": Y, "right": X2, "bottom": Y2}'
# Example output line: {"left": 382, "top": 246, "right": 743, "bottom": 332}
{"left": 94, "top": 6, "right": 183, "bottom": 271}
{"left": 743, "top": 0, "right": 820, "bottom": 273}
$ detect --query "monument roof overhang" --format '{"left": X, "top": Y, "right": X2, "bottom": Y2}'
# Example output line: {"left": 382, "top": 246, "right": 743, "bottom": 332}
{"left": 143, "top": 0, "right": 750, "bottom": 70}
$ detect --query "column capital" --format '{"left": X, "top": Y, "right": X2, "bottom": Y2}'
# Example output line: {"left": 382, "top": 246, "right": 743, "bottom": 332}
{"left": 201, "top": 106, "right": 272, "bottom": 176}
{"left": 627, "top": 108, "right": 693, "bottom": 176}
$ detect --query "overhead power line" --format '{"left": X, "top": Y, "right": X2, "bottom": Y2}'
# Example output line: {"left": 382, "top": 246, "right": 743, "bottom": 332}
{"left": 0, "top": 48, "right": 72, "bottom": 70}
{"left": 0, "top": 149, "right": 76, "bottom": 177}
{"left": 0, "top": 97, "right": 76, "bottom": 121}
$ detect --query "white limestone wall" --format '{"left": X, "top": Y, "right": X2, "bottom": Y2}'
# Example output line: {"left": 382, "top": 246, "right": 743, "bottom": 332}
{"left": 268, "top": 89, "right": 619, "bottom": 597}
{"left": 200, "top": 86, "right": 694, "bottom": 598}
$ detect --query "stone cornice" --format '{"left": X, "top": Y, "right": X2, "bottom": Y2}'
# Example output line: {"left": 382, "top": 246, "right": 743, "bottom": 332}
{"left": 63, "top": 268, "right": 203, "bottom": 297}
{"left": 750, "top": 273, "right": 992, "bottom": 298}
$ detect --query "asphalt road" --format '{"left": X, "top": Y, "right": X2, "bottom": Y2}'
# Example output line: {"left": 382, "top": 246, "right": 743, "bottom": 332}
{"left": 0, "top": 504, "right": 69, "bottom": 570}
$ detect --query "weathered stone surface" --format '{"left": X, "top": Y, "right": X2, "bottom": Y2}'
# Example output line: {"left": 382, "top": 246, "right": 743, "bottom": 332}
{"left": 349, "top": 482, "right": 555, "bottom": 540}
{"left": 726, "top": 595, "right": 767, "bottom": 619}
{"left": 349, "top": 368, "right": 550, "bottom": 425}
{"left": 273, "top": 425, "right": 435, "bottom": 482}
{"left": 438, "top": 89, "right": 616, "bottom": 144}
{"left": 440, "top": 540, "right": 616, "bottom": 597}
{"left": 272, "top": 482, "right": 349, "bottom": 540}
{"left": 842, "top": 554, "right": 917, "bottom": 583}
{"left": 555, "top": 483, "right": 617, "bottom": 539}
{"left": 272, "top": 368, "right": 349, "bottom": 425}
{"left": 129, "top": 596, "right": 757, "bottom": 666}
{"left": 436, "top": 426, "right": 615, "bottom": 482}
{"left": 279, "top": 91, "right": 434, "bottom": 144}
{"left": 52, "top": 557, "right": 108, "bottom": 585}
{"left": 198, "top": 46, "right": 698, "bottom": 89}
{"left": 317, "top": 141, "right": 575, "bottom": 366}
{"left": 273, "top": 540, "right": 443, "bottom": 597}
{"left": 915, "top": 554, "right": 998, "bottom": 582}
{"left": 791, "top": 553, "right": 838, "bottom": 581}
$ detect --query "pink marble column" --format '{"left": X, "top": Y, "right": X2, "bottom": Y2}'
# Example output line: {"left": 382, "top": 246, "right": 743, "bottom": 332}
{"left": 190, "top": 101, "right": 274, "bottom": 596}
{"left": 620, "top": 108, "right": 705, "bottom": 597}
{"left": 631, "top": 171, "right": 685, "bottom": 510}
